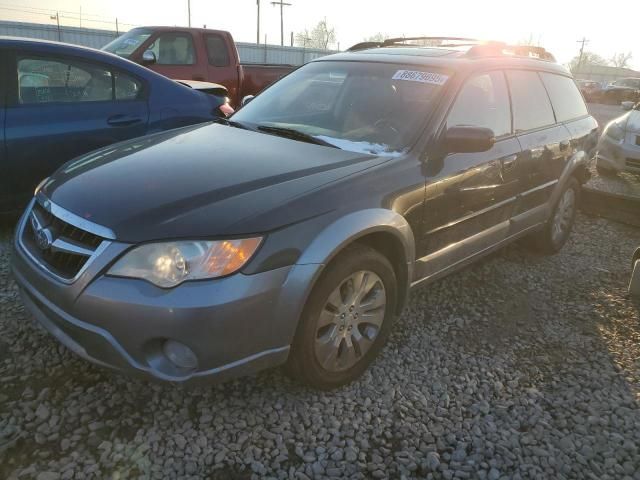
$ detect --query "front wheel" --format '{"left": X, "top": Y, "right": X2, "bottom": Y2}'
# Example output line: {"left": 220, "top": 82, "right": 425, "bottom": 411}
{"left": 286, "top": 244, "right": 397, "bottom": 390}
{"left": 528, "top": 177, "right": 580, "bottom": 254}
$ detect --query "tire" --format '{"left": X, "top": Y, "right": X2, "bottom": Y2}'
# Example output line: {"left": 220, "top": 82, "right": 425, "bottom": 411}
{"left": 286, "top": 243, "right": 398, "bottom": 390}
{"left": 528, "top": 177, "right": 580, "bottom": 254}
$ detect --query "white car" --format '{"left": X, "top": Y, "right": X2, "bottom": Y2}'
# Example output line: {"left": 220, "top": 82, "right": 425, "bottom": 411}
{"left": 631, "top": 248, "right": 640, "bottom": 297}
{"left": 596, "top": 103, "right": 640, "bottom": 175}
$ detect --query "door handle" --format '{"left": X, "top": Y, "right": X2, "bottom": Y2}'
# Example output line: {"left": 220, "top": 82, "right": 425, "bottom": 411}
{"left": 559, "top": 140, "right": 571, "bottom": 151}
{"left": 501, "top": 155, "right": 517, "bottom": 171}
{"left": 107, "top": 115, "right": 143, "bottom": 127}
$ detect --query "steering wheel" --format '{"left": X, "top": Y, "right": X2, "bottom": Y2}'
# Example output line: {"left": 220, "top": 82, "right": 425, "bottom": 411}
{"left": 374, "top": 118, "right": 401, "bottom": 136}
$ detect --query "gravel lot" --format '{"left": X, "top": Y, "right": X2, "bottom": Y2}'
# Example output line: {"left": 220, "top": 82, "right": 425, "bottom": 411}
{"left": 1, "top": 214, "right": 639, "bottom": 480}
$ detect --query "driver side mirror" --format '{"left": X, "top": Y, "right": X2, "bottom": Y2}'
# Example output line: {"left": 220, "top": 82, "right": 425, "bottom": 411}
{"left": 141, "top": 50, "right": 156, "bottom": 65}
{"left": 444, "top": 126, "right": 495, "bottom": 154}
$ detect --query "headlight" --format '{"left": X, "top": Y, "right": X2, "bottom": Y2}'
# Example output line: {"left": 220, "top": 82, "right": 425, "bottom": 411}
{"left": 108, "top": 238, "right": 262, "bottom": 288}
{"left": 605, "top": 121, "right": 625, "bottom": 142}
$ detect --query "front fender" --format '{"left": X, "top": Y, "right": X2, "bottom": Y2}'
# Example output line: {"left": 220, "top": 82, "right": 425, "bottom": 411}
{"left": 273, "top": 209, "right": 415, "bottom": 346}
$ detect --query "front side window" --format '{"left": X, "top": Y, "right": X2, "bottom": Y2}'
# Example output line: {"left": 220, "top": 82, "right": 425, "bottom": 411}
{"left": 447, "top": 71, "right": 511, "bottom": 138}
{"left": 232, "top": 61, "right": 448, "bottom": 156}
{"left": 146, "top": 33, "right": 195, "bottom": 65}
{"left": 205, "top": 35, "right": 230, "bottom": 67}
{"left": 18, "top": 57, "right": 113, "bottom": 104}
{"left": 507, "top": 70, "right": 555, "bottom": 132}
{"left": 540, "top": 73, "right": 588, "bottom": 122}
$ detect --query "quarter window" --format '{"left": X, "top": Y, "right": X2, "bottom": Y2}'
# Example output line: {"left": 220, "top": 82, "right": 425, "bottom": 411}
{"left": 115, "top": 72, "right": 142, "bottom": 100}
{"left": 447, "top": 71, "right": 511, "bottom": 138}
{"left": 146, "top": 33, "right": 195, "bottom": 65}
{"left": 506, "top": 70, "right": 555, "bottom": 132}
{"left": 540, "top": 73, "right": 589, "bottom": 122}
{"left": 205, "top": 35, "right": 230, "bottom": 67}
{"left": 17, "top": 57, "right": 113, "bottom": 104}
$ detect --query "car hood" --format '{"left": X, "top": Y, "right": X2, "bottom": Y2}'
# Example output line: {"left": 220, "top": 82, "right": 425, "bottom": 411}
{"left": 42, "top": 123, "right": 386, "bottom": 242}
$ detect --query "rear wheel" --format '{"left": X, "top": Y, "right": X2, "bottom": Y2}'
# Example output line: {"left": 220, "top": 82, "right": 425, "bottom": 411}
{"left": 286, "top": 244, "right": 397, "bottom": 390}
{"left": 528, "top": 177, "right": 580, "bottom": 254}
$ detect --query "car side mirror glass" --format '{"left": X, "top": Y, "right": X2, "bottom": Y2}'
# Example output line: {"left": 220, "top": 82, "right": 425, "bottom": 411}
{"left": 241, "top": 95, "right": 255, "bottom": 107}
{"left": 444, "top": 126, "right": 495, "bottom": 154}
{"left": 141, "top": 50, "right": 156, "bottom": 65}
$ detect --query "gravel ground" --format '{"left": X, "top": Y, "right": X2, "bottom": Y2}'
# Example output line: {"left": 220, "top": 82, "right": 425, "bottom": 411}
{"left": 1, "top": 214, "right": 640, "bottom": 480}
{"left": 587, "top": 103, "right": 624, "bottom": 131}
{"left": 585, "top": 164, "right": 640, "bottom": 200}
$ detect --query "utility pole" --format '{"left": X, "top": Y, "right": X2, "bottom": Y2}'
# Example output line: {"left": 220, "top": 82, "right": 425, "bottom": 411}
{"left": 271, "top": 0, "right": 292, "bottom": 46}
{"left": 50, "top": 12, "right": 61, "bottom": 41}
{"left": 256, "top": 0, "right": 260, "bottom": 44}
{"left": 576, "top": 37, "right": 589, "bottom": 72}
{"left": 187, "top": 0, "right": 192, "bottom": 27}
{"left": 115, "top": 17, "right": 119, "bottom": 35}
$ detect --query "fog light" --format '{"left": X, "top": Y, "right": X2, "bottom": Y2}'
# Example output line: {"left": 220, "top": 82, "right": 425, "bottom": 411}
{"left": 162, "top": 340, "right": 198, "bottom": 370}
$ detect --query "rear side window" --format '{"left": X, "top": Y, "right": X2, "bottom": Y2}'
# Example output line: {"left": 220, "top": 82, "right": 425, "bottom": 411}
{"left": 17, "top": 57, "right": 112, "bottom": 104}
{"left": 447, "top": 71, "right": 511, "bottom": 138}
{"left": 506, "top": 70, "right": 555, "bottom": 132}
{"left": 205, "top": 35, "right": 230, "bottom": 67}
{"left": 114, "top": 72, "right": 142, "bottom": 100}
{"left": 540, "top": 73, "right": 589, "bottom": 122}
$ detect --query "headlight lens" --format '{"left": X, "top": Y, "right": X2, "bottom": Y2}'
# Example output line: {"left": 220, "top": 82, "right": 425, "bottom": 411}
{"left": 605, "top": 121, "right": 625, "bottom": 142}
{"left": 108, "top": 238, "right": 262, "bottom": 288}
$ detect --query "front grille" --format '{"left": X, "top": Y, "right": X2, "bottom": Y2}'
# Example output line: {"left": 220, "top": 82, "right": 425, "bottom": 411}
{"left": 627, "top": 158, "right": 640, "bottom": 170}
{"left": 21, "top": 201, "right": 105, "bottom": 280}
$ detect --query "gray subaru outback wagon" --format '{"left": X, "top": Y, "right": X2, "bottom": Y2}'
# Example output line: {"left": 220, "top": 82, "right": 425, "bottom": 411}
{"left": 13, "top": 38, "right": 598, "bottom": 389}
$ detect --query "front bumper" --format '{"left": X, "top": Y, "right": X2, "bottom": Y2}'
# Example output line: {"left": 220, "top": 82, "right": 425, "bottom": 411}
{"left": 12, "top": 205, "right": 320, "bottom": 385}
{"left": 596, "top": 132, "right": 640, "bottom": 174}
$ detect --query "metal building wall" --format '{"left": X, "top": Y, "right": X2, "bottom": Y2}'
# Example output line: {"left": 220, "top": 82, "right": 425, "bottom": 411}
{"left": 0, "top": 20, "right": 335, "bottom": 65}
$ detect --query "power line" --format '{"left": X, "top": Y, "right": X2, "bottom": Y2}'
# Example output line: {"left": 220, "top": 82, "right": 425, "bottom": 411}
{"left": 0, "top": 4, "right": 139, "bottom": 28}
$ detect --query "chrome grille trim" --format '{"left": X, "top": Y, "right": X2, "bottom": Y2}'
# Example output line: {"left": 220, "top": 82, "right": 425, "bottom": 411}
{"left": 17, "top": 197, "right": 113, "bottom": 284}
{"left": 36, "top": 192, "right": 116, "bottom": 240}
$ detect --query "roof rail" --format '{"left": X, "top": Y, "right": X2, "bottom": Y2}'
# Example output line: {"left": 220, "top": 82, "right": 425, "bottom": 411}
{"left": 347, "top": 37, "right": 479, "bottom": 51}
{"left": 346, "top": 37, "right": 556, "bottom": 62}
{"left": 466, "top": 42, "right": 556, "bottom": 62}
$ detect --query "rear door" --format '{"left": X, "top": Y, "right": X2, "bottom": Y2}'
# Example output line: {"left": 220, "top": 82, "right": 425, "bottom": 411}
{"left": 506, "top": 70, "right": 570, "bottom": 231}
{"left": 203, "top": 32, "right": 240, "bottom": 102}
{"left": 418, "top": 70, "right": 521, "bottom": 279}
{"left": 5, "top": 51, "right": 149, "bottom": 205}
{"left": 0, "top": 49, "right": 8, "bottom": 211}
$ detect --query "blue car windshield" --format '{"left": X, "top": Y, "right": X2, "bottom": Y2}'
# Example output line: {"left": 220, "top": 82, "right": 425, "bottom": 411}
{"left": 103, "top": 29, "right": 153, "bottom": 58}
{"left": 232, "top": 61, "right": 449, "bottom": 156}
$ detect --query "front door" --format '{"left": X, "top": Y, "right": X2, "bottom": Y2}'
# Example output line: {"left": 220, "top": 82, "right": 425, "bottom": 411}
{"left": 416, "top": 70, "right": 520, "bottom": 281}
{"left": 137, "top": 31, "right": 206, "bottom": 82}
{"left": 5, "top": 52, "right": 149, "bottom": 207}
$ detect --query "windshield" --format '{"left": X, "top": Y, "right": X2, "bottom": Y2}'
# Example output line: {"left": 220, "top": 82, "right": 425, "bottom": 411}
{"left": 232, "top": 61, "right": 448, "bottom": 156}
{"left": 103, "top": 29, "right": 153, "bottom": 57}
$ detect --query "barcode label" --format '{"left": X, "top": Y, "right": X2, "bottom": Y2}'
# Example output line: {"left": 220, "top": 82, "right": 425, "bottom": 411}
{"left": 392, "top": 70, "right": 449, "bottom": 85}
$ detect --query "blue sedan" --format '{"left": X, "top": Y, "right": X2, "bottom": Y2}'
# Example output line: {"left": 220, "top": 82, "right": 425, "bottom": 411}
{"left": 0, "top": 37, "right": 230, "bottom": 213}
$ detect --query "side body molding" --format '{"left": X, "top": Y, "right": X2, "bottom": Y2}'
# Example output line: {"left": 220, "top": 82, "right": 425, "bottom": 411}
{"left": 273, "top": 209, "right": 416, "bottom": 347}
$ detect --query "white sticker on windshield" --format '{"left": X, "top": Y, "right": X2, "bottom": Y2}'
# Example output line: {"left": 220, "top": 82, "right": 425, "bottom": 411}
{"left": 392, "top": 70, "right": 449, "bottom": 85}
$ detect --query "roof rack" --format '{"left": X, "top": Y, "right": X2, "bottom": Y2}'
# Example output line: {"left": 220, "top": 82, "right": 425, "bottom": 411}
{"left": 346, "top": 37, "right": 556, "bottom": 62}
{"left": 347, "top": 37, "right": 479, "bottom": 51}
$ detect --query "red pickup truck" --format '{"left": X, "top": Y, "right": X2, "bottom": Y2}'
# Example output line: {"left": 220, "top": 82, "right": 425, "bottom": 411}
{"left": 103, "top": 27, "right": 295, "bottom": 106}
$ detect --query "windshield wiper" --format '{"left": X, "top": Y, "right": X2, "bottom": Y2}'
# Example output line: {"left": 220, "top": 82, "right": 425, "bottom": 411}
{"left": 256, "top": 125, "right": 340, "bottom": 149}
{"left": 213, "top": 118, "right": 257, "bottom": 131}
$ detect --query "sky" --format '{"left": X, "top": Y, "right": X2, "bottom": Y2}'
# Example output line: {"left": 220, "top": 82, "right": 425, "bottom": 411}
{"left": 2, "top": 0, "right": 639, "bottom": 69}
